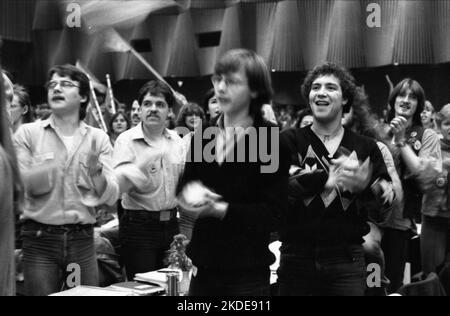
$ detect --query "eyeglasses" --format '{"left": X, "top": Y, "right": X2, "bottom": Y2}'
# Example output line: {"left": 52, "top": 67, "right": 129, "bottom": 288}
{"left": 45, "top": 80, "right": 80, "bottom": 90}
{"left": 211, "top": 74, "right": 245, "bottom": 88}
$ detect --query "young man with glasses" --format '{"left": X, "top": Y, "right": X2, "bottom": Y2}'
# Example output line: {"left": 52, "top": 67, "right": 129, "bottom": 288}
{"left": 113, "top": 80, "right": 185, "bottom": 280}
{"left": 177, "top": 49, "right": 290, "bottom": 296}
{"left": 14, "top": 64, "right": 119, "bottom": 296}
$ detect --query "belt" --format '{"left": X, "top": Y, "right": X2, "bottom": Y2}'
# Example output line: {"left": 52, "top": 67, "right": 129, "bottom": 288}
{"left": 123, "top": 208, "right": 178, "bottom": 222}
{"left": 23, "top": 220, "right": 93, "bottom": 234}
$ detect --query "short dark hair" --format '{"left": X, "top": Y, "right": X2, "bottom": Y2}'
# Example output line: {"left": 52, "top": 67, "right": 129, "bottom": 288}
{"left": 138, "top": 80, "right": 175, "bottom": 108}
{"left": 47, "top": 64, "right": 90, "bottom": 120}
{"left": 13, "top": 84, "right": 34, "bottom": 124}
{"left": 387, "top": 78, "right": 425, "bottom": 127}
{"left": 214, "top": 49, "right": 273, "bottom": 122}
{"left": 301, "top": 62, "right": 356, "bottom": 114}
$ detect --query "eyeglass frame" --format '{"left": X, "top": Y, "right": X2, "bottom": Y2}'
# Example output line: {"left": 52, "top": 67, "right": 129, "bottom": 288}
{"left": 45, "top": 80, "right": 80, "bottom": 90}
{"left": 210, "top": 74, "right": 246, "bottom": 88}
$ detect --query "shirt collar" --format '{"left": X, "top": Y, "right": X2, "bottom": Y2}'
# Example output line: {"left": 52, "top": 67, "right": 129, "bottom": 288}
{"left": 41, "top": 115, "right": 88, "bottom": 136}
{"left": 131, "top": 122, "right": 174, "bottom": 142}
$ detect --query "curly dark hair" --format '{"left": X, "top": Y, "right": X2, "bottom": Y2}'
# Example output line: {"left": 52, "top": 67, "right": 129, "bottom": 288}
{"left": 387, "top": 78, "right": 425, "bottom": 127}
{"left": 301, "top": 62, "right": 357, "bottom": 114}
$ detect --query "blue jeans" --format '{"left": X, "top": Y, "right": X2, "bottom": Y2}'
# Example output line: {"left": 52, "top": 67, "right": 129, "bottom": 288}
{"left": 189, "top": 268, "right": 271, "bottom": 296}
{"left": 21, "top": 221, "right": 98, "bottom": 296}
{"left": 421, "top": 215, "right": 450, "bottom": 275}
{"left": 119, "top": 210, "right": 179, "bottom": 280}
{"left": 277, "top": 244, "right": 366, "bottom": 296}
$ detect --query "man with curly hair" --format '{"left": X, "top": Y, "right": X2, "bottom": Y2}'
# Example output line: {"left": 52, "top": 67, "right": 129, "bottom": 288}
{"left": 279, "top": 63, "right": 394, "bottom": 296}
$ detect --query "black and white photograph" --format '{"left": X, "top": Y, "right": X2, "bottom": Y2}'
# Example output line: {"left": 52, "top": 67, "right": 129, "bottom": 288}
{"left": 1, "top": 0, "right": 450, "bottom": 300}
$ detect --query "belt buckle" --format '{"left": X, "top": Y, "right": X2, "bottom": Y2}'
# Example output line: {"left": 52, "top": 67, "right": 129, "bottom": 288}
{"left": 160, "top": 211, "right": 171, "bottom": 222}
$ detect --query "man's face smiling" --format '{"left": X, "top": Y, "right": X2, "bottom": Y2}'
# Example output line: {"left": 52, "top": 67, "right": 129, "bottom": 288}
{"left": 140, "top": 93, "right": 169, "bottom": 129}
{"left": 394, "top": 88, "right": 418, "bottom": 120}
{"left": 47, "top": 74, "right": 86, "bottom": 117}
{"left": 309, "top": 74, "right": 347, "bottom": 123}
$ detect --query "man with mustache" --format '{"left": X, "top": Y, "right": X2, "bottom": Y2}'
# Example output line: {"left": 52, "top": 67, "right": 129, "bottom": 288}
{"left": 14, "top": 64, "right": 120, "bottom": 296}
{"left": 113, "top": 80, "right": 185, "bottom": 280}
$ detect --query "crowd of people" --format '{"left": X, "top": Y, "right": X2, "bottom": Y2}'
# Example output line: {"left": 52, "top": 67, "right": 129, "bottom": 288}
{"left": 1, "top": 48, "right": 449, "bottom": 296}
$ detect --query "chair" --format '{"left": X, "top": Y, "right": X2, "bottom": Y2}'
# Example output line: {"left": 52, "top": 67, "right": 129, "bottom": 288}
{"left": 397, "top": 272, "right": 447, "bottom": 296}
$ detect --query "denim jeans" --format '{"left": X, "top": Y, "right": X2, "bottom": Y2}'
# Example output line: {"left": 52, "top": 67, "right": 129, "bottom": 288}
{"left": 119, "top": 210, "right": 179, "bottom": 280}
{"left": 421, "top": 215, "right": 450, "bottom": 275}
{"left": 21, "top": 221, "right": 98, "bottom": 296}
{"left": 277, "top": 244, "right": 366, "bottom": 296}
{"left": 189, "top": 268, "right": 271, "bottom": 296}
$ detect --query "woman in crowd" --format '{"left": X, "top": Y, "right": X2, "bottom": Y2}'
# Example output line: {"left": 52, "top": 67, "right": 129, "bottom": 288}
{"left": 1, "top": 71, "right": 23, "bottom": 296}
{"left": 419, "top": 104, "right": 450, "bottom": 276}
{"left": 176, "top": 102, "right": 206, "bottom": 133}
{"left": 178, "top": 49, "right": 289, "bottom": 296}
{"left": 11, "top": 84, "right": 33, "bottom": 133}
{"left": 421, "top": 100, "right": 437, "bottom": 131}
{"left": 202, "top": 88, "right": 221, "bottom": 126}
{"left": 109, "top": 111, "right": 131, "bottom": 147}
{"left": 384, "top": 78, "right": 441, "bottom": 292}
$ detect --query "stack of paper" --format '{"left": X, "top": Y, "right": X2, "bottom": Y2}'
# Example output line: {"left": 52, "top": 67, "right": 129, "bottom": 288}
{"left": 50, "top": 286, "right": 132, "bottom": 296}
{"left": 108, "top": 282, "right": 165, "bottom": 296}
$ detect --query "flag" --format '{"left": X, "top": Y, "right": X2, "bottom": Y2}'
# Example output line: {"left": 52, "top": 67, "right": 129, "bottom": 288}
{"left": 68, "top": 0, "right": 180, "bottom": 33}
{"left": 98, "top": 28, "right": 131, "bottom": 53}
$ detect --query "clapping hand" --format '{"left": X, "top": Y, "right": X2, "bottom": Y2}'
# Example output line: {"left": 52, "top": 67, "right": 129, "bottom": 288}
{"left": 330, "top": 151, "right": 373, "bottom": 194}
{"left": 178, "top": 181, "right": 228, "bottom": 219}
{"left": 390, "top": 116, "right": 408, "bottom": 143}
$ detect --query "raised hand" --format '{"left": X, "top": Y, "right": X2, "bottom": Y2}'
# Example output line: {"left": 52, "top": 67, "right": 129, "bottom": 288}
{"left": 390, "top": 116, "right": 408, "bottom": 143}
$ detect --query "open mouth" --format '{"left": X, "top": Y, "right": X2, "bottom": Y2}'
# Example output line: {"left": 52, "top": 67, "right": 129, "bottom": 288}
{"left": 52, "top": 95, "right": 65, "bottom": 102}
{"left": 315, "top": 100, "right": 330, "bottom": 106}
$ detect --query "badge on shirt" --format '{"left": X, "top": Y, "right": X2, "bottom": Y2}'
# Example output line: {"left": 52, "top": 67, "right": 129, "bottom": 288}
{"left": 414, "top": 140, "right": 422, "bottom": 151}
{"left": 436, "top": 176, "right": 446, "bottom": 188}
{"left": 149, "top": 163, "right": 158, "bottom": 174}
{"left": 411, "top": 131, "right": 417, "bottom": 138}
